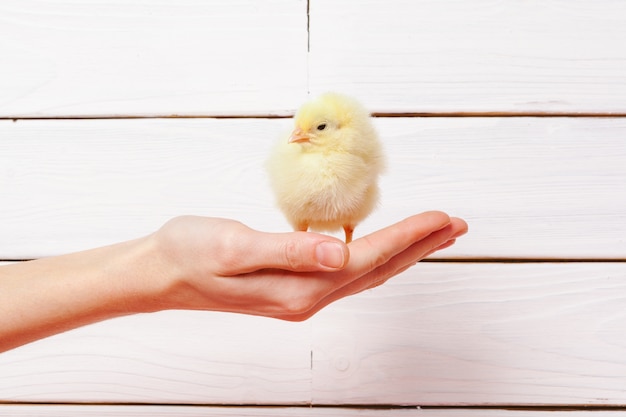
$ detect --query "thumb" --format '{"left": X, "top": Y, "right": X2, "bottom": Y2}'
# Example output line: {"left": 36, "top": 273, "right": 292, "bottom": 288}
{"left": 237, "top": 231, "right": 350, "bottom": 273}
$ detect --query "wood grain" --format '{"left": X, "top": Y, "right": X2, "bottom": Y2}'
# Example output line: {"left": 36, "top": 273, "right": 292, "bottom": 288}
{"left": 308, "top": 0, "right": 626, "bottom": 114}
{"left": 2, "top": 0, "right": 625, "bottom": 413}
{"left": 4, "top": 1, "right": 626, "bottom": 117}
{"left": 311, "top": 263, "right": 626, "bottom": 406}
{"left": 0, "top": 0, "right": 308, "bottom": 118}
{"left": 0, "top": 308, "right": 312, "bottom": 404}
{"left": 1, "top": 117, "right": 624, "bottom": 259}
{"left": 1, "top": 263, "right": 624, "bottom": 406}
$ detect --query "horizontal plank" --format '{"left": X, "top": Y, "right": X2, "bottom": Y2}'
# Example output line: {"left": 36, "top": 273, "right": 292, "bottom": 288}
{"left": 4, "top": 1, "right": 626, "bottom": 117}
{"left": 1, "top": 263, "right": 625, "bottom": 406}
{"left": 309, "top": 0, "right": 626, "bottom": 113}
{"left": 0, "top": 307, "right": 312, "bottom": 404}
{"left": 2, "top": 406, "right": 626, "bottom": 417}
{"left": 0, "top": 0, "right": 307, "bottom": 117}
{"left": 312, "top": 263, "right": 626, "bottom": 406}
{"left": 1, "top": 117, "right": 625, "bottom": 259}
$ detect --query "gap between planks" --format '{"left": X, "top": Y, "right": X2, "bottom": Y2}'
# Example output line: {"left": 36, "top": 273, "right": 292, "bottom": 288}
{"left": 3, "top": 402, "right": 626, "bottom": 411}
{"left": 421, "top": 258, "right": 626, "bottom": 263}
{"left": 3, "top": 111, "right": 626, "bottom": 121}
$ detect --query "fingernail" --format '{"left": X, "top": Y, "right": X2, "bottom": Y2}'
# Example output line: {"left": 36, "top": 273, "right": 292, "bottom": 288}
{"left": 316, "top": 241, "right": 346, "bottom": 269}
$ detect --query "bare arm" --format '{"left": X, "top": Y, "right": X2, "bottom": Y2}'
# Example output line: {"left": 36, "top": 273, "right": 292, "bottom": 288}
{"left": 0, "top": 211, "right": 467, "bottom": 352}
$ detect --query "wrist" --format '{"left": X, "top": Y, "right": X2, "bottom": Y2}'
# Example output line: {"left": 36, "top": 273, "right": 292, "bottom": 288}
{"left": 116, "top": 233, "right": 179, "bottom": 314}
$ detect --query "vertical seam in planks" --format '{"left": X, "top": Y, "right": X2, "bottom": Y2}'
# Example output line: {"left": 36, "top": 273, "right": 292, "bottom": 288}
{"left": 306, "top": 0, "right": 311, "bottom": 53}
{"left": 306, "top": 0, "right": 311, "bottom": 94}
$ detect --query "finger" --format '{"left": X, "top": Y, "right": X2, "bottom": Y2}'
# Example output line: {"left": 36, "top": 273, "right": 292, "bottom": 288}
{"left": 422, "top": 238, "right": 457, "bottom": 258}
{"left": 355, "top": 217, "right": 467, "bottom": 292}
{"left": 345, "top": 211, "right": 452, "bottom": 277}
{"left": 365, "top": 237, "right": 461, "bottom": 292}
{"left": 218, "top": 228, "right": 350, "bottom": 275}
{"left": 271, "top": 213, "right": 460, "bottom": 321}
{"left": 285, "top": 217, "right": 467, "bottom": 319}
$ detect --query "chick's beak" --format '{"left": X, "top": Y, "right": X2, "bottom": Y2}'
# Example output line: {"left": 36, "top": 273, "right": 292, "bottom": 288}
{"left": 288, "top": 128, "right": 310, "bottom": 144}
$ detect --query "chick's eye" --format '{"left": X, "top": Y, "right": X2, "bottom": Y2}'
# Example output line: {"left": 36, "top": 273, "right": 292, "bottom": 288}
{"left": 316, "top": 123, "right": 327, "bottom": 131}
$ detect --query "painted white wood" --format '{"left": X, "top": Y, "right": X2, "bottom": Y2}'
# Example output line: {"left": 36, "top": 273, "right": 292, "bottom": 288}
{"left": 2, "top": 406, "right": 626, "bottom": 417}
{"left": 1, "top": 117, "right": 624, "bottom": 259}
{"left": 1, "top": 263, "right": 625, "bottom": 405}
{"left": 0, "top": 0, "right": 308, "bottom": 118}
{"left": 312, "top": 263, "right": 626, "bottom": 406}
{"left": 1, "top": 1, "right": 624, "bottom": 414}
{"left": 0, "top": 118, "right": 289, "bottom": 258}
{"left": 0, "top": 308, "right": 312, "bottom": 404}
{"left": 4, "top": 1, "right": 626, "bottom": 117}
{"left": 308, "top": 0, "right": 626, "bottom": 113}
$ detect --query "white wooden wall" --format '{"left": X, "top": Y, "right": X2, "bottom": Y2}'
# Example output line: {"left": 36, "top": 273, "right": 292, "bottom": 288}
{"left": 1, "top": 1, "right": 625, "bottom": 416}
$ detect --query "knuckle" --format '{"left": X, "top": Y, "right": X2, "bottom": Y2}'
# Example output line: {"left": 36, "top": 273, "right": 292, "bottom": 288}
{"left": 284, "top": 301, "right": 315, "bottom": 317}
{"left": 362, "top": 236, "right": 389, "bottom": 270}
{"left": 284, "top": 239, "right": 307, "bottom": 270}
{"left": 281, "top": 293, "right": 317, "bottom": 316}
{"left": 213, "top": 222, "right": 248, "bottom": 272}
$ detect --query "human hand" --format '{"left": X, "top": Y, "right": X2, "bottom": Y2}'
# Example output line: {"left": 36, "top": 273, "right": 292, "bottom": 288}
{"left": 146, "top": 211, "right": 468, "bottom": 321}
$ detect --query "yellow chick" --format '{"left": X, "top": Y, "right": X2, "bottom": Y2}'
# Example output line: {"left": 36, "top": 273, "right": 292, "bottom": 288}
{"left": 267, "top": 92, "right": 385, "bottom": 243}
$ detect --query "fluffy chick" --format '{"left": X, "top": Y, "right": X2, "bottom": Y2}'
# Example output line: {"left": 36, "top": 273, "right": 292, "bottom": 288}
{"left": 267, "top": 92, "right": 385, "bottom": 243}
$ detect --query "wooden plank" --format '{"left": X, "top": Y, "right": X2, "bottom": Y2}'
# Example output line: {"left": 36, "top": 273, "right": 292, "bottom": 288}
{"left": 0, "top": 0, "right": 307, "bottom": 118}
{"left": 2, "top": 405, "right": 626, "bottom": 417}
{"left": 308, "top": 0, "right": 626, "bottom": 114}
{"left": 1, "top": 263, "right": 625, "bottom": 405}
{"left": 1, "top": 117, "right": 624, "bottom": 259}
{"left": 0, "top": 118, "right": 287, "bottom": 258}
{"left": 0, "top": 308, "right": 312, "bottom": 404}
{"left": 5, "top": 1, "right": 626, "bottom": 117}
{"left": 372, "top": 117, "right": 626, "bottom": 259}
{"left": 312, "top": 263, "right": 626, "bottom": 406}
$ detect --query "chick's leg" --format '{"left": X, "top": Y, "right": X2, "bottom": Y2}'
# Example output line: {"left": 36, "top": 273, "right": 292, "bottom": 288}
{"left": 343, "top": 224, "right": 354, "bottom": 244}
{"left": 295, "top": 222, "right": 309, "bottom": 232}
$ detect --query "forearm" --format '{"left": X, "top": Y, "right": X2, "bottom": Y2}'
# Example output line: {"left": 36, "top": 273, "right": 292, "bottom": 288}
{"left": 0, "top": 236, "right": 161, "bottom": 353}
